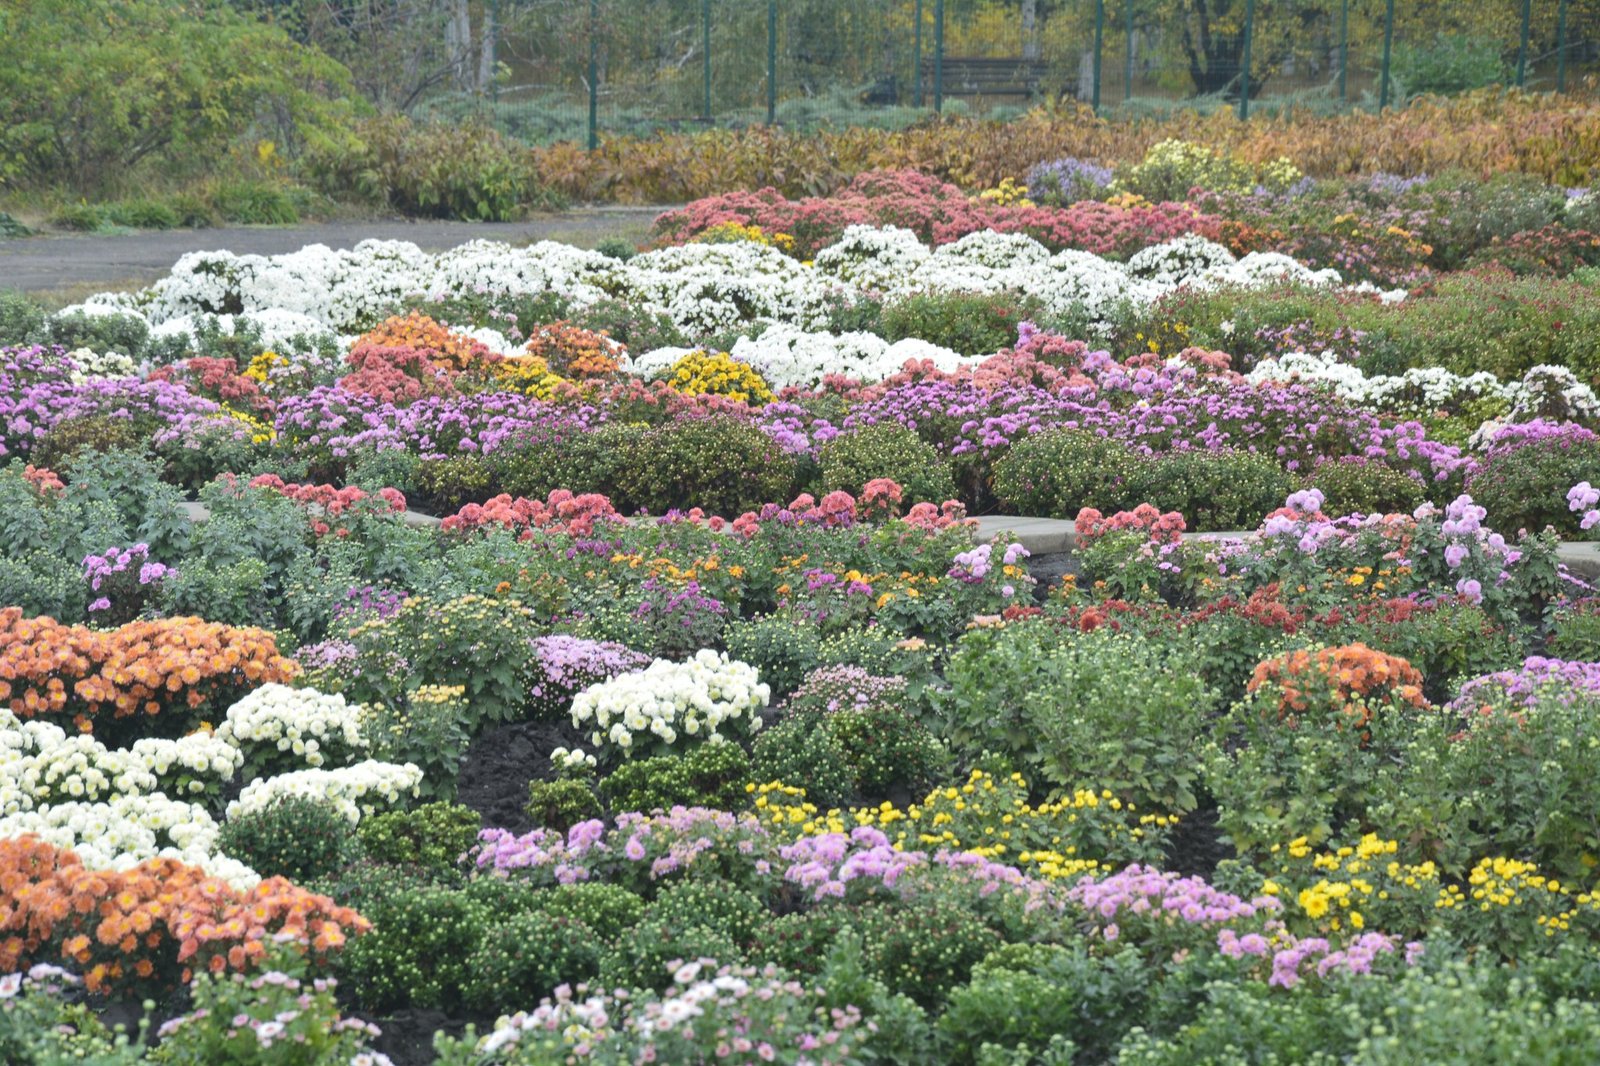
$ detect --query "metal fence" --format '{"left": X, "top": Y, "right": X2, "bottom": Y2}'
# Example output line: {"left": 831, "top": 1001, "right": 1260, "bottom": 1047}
{"left": 414, "top": 0, "right": 1600, "bottom": 146}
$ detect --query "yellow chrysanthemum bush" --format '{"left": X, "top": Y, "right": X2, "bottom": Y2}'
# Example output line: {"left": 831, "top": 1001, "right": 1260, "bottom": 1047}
{"left": 749, "top": 768, "right": 1176, "bottom": 881}
{"left": 665, "top": 350, "right": 775, "bottom": 405}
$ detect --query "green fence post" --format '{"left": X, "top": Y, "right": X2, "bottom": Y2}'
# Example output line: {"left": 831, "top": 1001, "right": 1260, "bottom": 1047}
{"left": 933, "top": 0, "right": 944, "bottom": 113}
{"left": 702, "top": 0, "right": 712, "bottom": 123}
{"left": 1238, "top": 0, "right": 1255, "bottom": 120}
{"left": 767, "top": 0, "right": 777, "bottom": 124}
{"left": 1516, "top": 0, "right": 1532, "bottom": 87}
{"left": 1092, "top": 0, "right": 1104, "bottom": 114}
{"left": 914, "top": 0, "right": 924, "bottom": 107}
{"left": 1124, "top": 0, "right": 1134, "bottom": 105}
{"left": 1379, "top": 0, "right": 1395, "bottom": 110}
{"left": 1337, "top": 0, "right": 1348, "bottom": 105}
{"left": 1558, "top": 0, "right": 1570, "bottom": 93}
{"left": 587, "top": 0, "right": 598, "bottom": 150}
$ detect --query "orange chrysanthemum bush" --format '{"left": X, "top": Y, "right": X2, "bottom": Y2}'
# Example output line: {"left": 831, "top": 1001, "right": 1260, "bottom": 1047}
{"left": 0, "top": 608, "right": 299, "bottom": 739}
{"left": 1247, "top": 643, "right": 1428, "bottom": 734}
{"left": 356, "top": 311, "right": 498, "bottom": 376}
{"left": 0, "top": 837, "right": 367, "bottom": 996}
{"left": 522, "top": 320, "right": 624, "bottom": 380}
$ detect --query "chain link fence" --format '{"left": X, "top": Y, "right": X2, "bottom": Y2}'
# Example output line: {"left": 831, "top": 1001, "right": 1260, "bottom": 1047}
{"left": 410, "top": 1, "right": 1600, "bottom": 146}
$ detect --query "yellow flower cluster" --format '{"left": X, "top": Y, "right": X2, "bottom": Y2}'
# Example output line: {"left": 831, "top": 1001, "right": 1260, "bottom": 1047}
{"left": 976, "top": 177, "right": 1035, "bottom": 208}
{"left": 490, "top": 355, "right": 572, "bottom": 400}
{"left": 221, "top": 404, "right": 276, "bottom": 444}
{"left": 1272, "top": 835, "right": 1600, "bottom": 941}
{"left": 747, "top": 770, "right": 1175, "bottom": 882}
{"left": 692, "top": 221, "right": 797, "bottom": 255}
{"left": 241, "top": 350, "right": 284, "bottom": 387}
{"left": 667, "top": 350, "right": 774, "bottom": 405}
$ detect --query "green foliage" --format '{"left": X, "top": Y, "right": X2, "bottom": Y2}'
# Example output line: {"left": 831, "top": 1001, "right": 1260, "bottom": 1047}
{"left": 941, "top": 943, "right": 1150, "bottom": 1064}
{"left": 1304, "top": 457, "right": 1427, "bottom": 518}
{"left": 818, "top": 423, "right": 958, "bottom": 506}
{"left": 599, "top": 741, "right": 752, "bottom": 814}
{"left": 597, "top": 918, "right": 740, "bottom": 992}
{"left": 533, "top": 883, "right": 646, "bottom": 944}
{"left": 29, "top": 415, "right": 150, "bottom": 473}
{"left": 526, "top": 776, "right": 603, "bottom": 831}
{"left": 594, "top": 236, "right": 637, "bottom": 260}
{"left": 0, "top": 290, "right": 45, "bottom": 345}
{"left": 936, "top": 625, "right": 1218, "bottom": 811}
{"left": 1468, "top": 437, "right": 1600, "bottom": 537}
{"left": 465, "top": 912, "right": 600, "bottom": 1013}
{"left": 357, "top": 802, "right": 481, "bottom": 873}
{"left": 33, "top": 308, "right": 150, "bottom": 359}
{"left": 723, "top": 613, "right": 823, "bottom": 701}
{"left": 1392, "top": 34, "right": 1510, "bottom": 99}
{"left": 0, "top": 0, "right": 363, "bottom": 195}
{"left": 1549, "top": 600, "right": 1600, "bottom": 661}
{"left": 880, "top": 291, "right": 1037, "bottom": 356}
{"left": 616, "top": 417, "right": 797, "bottom": 517}
{"left": 360, "top": 686, "right": 472, "bottom": 802}
{"left": 207, "top": 180, "right": 301, "bottom": 225}
{"left": 854, "top": 899, "right": 1001, "bottom": 1009}
{"left": 339, "top": 883, "right": 493, "bottom": 1011}
{"left": 304, "top": 114, "right": 552, "bottom": 222}
{"left": 217, "top": 797, "right": 357, "bottom": 884}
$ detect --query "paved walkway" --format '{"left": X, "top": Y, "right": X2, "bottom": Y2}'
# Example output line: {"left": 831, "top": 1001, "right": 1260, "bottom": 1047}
{"left": 0, "top": 207, "right": 668, "bottom": 294}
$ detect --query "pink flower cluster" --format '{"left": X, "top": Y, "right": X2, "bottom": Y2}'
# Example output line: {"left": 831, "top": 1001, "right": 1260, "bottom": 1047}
{"left": 780, "top": 827, "right": 923, "bottom": 901}
{"left": 441, "top": 490, "right": 622, "bottom": 538}
{"left": 1076, "top": 503, "right": 1188, "bottom": 547}
{"left": 246, "top": 475, "right": 406, "bottom": 536}
{"left": 1570, "top": 481, "right": 1600, "bottom": 534}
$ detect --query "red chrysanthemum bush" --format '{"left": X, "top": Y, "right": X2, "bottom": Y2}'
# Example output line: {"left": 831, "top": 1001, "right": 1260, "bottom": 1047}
{"left": 357, "top": 311, "right": 498, "bottom": 375}
{"left": 149, "top": 357, "right": 273, "bottom": 414}
{"left": 0, "top": 837, "right": 367, "bottom": 996}
{"left": 0, "top": 608, "right": 299, "bottom": 734}
{"left": 440, "top": 489, "right": 622, "bottom": 539}
{"left": 247, "top": 475, "right": 407, "bottom": 535}
{"left": 523, "top": 321, "right": 625, "bottom": 379}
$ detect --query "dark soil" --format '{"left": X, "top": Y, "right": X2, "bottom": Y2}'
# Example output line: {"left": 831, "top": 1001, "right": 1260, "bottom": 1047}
{"left": 370, "top": 1006, "right": 493, "bottom": 1066}
{"left": 455, "top": 716, "right": 587, "bottom": 835}
{"left": 1163, "top": 802, "right": 1233, "bottom": 880}
{"left": 1027, "top": 551, "right": 1081, "bottom": 603}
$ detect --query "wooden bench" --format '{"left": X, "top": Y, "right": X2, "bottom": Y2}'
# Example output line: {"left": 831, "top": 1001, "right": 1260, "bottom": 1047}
{"left": 919, "top": 56, "right": 1049, "bottom": 99}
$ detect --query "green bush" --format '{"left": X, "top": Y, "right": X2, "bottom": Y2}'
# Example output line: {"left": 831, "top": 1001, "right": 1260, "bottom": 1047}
{"left": 723, "top": 614, "right": 822, "bottom": 701}
{"left": 818, "top": 423, "right": 957, "bottom": 506}
{"left": 1304, "top": 456, "right": 1428, "bottom": 517}
{"left": 465, "top": 912, "right": 600, "bottom": 1012}
{"left": 1392, "top": 34, "right": 1510, "bottom": 99}
{"left": 0, "top": 0, "right": 362, "bottom": 195}
{"left": 208, "top": 179, "right": 300, "bottom": 225}
{"left": 493, "top": 423, "right": 645, "bottom": 502}
{"left": 357, "top": 801, "right": 481, "bottom": 873}
{"left": 31, "top": 417, "right": 154, "bottom": 473}
{"left": 936, "top": 625, "right": 1217, "bottom": 811}
{"left": 534, "top": 882, "right": 646, "bottom": 943}
{"left": 102, "top": 198, "right": 180, "bottom": 230}
{"left": 599, "top": 741, "right": 752, "bottom": 814}
{"left": 646, "top": 878, "right": 767, "bottom": 945}
{"left": 0, "top": 291, "right": 45, "bottom": 345}
{"left": 526, "top": 776, "right": 602, "bottom": 831}
{"left": 339, "top": 883, "right": 493, "bottom": 1011}
{"left": 1118, "top": 448, "right": 1295, "bottom": 530}
{"left": 1549, "top": 599, "right": 1600, "bottom": 661}
{"left": 48, "top": 203, "right": 106, "bottom": 231}
{"left": 304, "top": 114, "right": 551, "bottom": 222}
{"left": 1468, "top": 436, "right": 1600, "bottom": 537}
{"left": 597, "top": 918, "right": 740, "bottom": 992}
{"left": 34, "top": 309, "right": 149, "bottom": 359}
{"left": 616, "top": 417, "right": 797, "bottom": 517}
{"left": 880, "top": 291, "right": 1037, "bottom": 356}
{"left": 216, "top": 797, "right": 356, "bottom": 883}
{"left": 855, "top": 900, "right": 1000, "bottom": 1009}
{"left": 594, "top": 236, "right": 637, "bottom": 260}
{"left": 992, "top": 429, "right": 1132, "bottom": 519}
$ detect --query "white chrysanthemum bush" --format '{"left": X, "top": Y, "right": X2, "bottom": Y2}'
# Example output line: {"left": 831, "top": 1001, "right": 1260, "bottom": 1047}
{"left": 569, "top": 650, "right": 771, "bottom": 761}
{"left": 214, "top": 682, "right": 369, "bottom": 776}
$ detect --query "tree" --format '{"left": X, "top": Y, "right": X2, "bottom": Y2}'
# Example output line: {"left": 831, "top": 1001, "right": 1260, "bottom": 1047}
{"left": 0, "top": 0, "right": 363, "bottom": 194}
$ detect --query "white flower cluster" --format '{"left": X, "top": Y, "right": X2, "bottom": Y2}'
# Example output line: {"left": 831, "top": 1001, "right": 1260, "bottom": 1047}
{"left": 1246, "top": 355, "right": 1600, "bottom": 434}
{"left": 569, "top": 650, "right": 770, "bottom": 753}
{"left": 0, "top": 710, "right": 241, "bottom": 814}
{"left": 76, "top": 228, "right": 1393, "bottom": 348}
{"left": 730, "top": 325, "right": 980, "bottom": 382}
{"left": 64, "top": 346, "right": 138, "bottom": 382}
{"left": 549, "top": 746, "right": 598, "bottom": 771}
{"left": 226, "top": 760, "right": 424, "bottom": 826}
{"left": 215, "top": 683, "right": 368, "bottom": 770}
{"left": 0, "top": 792, "right": 255, "bottom": 888}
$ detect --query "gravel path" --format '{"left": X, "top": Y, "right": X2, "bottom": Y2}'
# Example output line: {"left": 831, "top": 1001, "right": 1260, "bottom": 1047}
{"left": 0, "top": 207, "right": 669, "bottom": 294}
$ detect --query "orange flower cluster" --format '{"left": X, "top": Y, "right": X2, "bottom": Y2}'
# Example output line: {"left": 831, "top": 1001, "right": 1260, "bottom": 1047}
{"left": 0, "top": 608, "right": 299, "bottom": 732}
{"left": 1248, "top": 643, "right": 1427, "bottom": 730}
{"left": 356, "top": 311, "right": 498, "bottom": 375}
{"left": 523, "top": 320, "right": 624, "bottom": 379}
{"left": 0, "top": 837, "right": 367, "bottom": 995}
